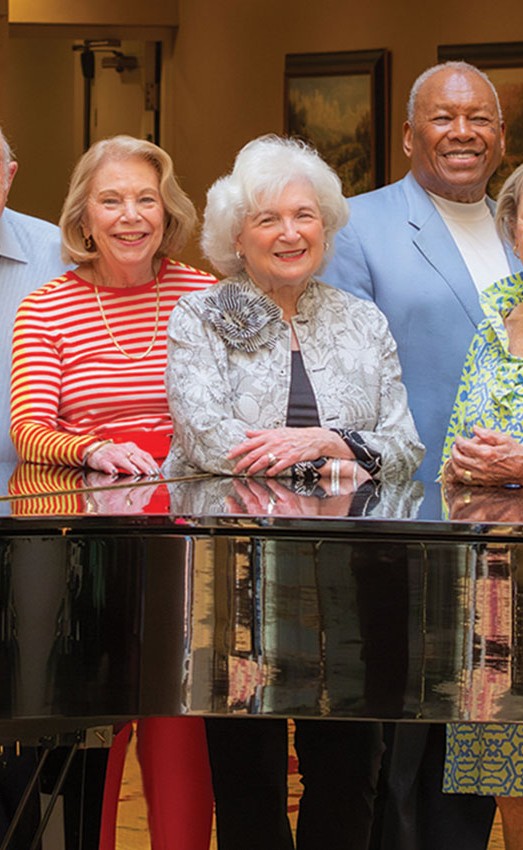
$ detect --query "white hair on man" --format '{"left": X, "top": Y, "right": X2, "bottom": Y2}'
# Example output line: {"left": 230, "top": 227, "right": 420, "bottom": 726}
{"left": 407, "top": 60, "right": 503, "bottom": 124}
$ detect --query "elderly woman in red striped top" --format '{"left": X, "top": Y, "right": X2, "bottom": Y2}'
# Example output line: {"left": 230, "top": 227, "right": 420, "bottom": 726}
{"left": 10, "top": 134, "right": 214, "bottom": 475}
{"left": 9, "top": 135, "right": 215, "bottom": 850}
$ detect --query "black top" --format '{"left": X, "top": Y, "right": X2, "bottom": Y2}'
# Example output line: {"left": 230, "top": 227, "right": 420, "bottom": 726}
{"left": 286, "top": 350, "right": 320, "bottom": 427}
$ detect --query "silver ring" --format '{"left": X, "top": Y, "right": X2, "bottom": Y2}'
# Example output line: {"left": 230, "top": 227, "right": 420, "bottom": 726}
{"left": 267, "top": 452, "right": 278, "bottom": 467}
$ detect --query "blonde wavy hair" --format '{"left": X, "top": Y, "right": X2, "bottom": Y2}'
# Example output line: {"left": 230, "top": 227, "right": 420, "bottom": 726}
{"left": 60, "top": 135, "right": 197, "bottom": 264}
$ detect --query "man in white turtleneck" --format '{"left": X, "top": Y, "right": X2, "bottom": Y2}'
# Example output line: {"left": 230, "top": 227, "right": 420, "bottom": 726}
{"left": 324, "top": 61, "right": 520, "bottom": 850}
{"left": 324, "top": 61, "right": 520, "bottom": 484}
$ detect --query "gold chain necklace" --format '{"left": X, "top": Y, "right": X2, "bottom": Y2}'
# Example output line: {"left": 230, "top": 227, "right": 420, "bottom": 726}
{"left": 94, "top": 275, "right": 161, "bottom": 361}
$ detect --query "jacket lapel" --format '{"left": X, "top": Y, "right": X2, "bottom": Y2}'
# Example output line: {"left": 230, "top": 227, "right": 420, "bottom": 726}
{"left": 403, "top": 172, "right": 484, "bottom": 327}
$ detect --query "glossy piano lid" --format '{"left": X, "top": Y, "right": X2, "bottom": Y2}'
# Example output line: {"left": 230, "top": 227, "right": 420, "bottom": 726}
{"left": 1, "top": 461, "right": 523, "bottom": 735}
{"left": 0, "top": 460, "right": 523, "bottom": 533}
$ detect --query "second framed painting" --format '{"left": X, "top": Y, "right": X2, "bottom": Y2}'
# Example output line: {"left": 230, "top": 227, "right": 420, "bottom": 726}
{"left": 284, "top": 50, "right": 390, "bottom": 197}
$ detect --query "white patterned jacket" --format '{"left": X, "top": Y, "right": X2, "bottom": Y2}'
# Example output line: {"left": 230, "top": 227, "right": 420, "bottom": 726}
{"left": 163, "top": 275, "right": 425, "bottom": 481}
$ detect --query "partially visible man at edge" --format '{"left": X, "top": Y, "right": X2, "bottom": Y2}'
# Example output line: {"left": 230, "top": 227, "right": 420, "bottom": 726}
{"left": 0, "top": 129, "right": 67, "bottom": 462}
{"left": 0, "top": 128, "right": 90, "bottom": 850}
{"left": 323, "top": 62, "right": 521, "bottom": 850}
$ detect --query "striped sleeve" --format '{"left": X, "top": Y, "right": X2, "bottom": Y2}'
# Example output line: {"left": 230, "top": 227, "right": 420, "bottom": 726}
{"left": 10, "top": 260, "right": 216, "bottom": 466}
{"left": 10, "top": 289, "right": 95, "bottom": 465}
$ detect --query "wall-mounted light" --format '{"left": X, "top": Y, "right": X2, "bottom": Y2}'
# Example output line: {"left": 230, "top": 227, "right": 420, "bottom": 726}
{"left": 101, "top": 53, "right": 139, "bottom": 74}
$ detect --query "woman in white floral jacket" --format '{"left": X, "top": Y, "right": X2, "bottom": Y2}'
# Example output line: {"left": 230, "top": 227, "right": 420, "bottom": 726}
{"left": 163, "top": 135, "right": 424, "bottom": 850}
{"left": 164, "top": 136, "right": 423, "bottom": 490}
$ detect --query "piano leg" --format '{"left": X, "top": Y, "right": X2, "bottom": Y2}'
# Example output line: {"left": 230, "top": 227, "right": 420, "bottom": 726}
{"left": 0, "top": 748, "right": 41, "bottom": 850}
{"left": 0, "top": 742, "right": 79, "bottom": 850}
{"left": 29, "top": 744, "right": 79, "bottom": 850}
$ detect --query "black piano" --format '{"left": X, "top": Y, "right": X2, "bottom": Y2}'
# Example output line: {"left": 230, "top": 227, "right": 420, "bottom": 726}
{"left": 1, "top": 461, "right": 523, "bottom": 747}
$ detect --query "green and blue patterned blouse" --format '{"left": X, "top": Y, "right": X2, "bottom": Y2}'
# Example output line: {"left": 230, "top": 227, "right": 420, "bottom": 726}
{"left": 441, "top": 272, "right": 523, "bottom": 472}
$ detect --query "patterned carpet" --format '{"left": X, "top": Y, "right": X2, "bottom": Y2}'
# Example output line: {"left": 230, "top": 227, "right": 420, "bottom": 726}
{"left": 115, "top": 726, "right": 504, "bottom": 850}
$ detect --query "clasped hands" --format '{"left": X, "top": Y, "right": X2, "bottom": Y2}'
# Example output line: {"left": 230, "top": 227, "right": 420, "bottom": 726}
{"left": 446, "top": 425, "right": 523, "bottom": 487}
{"left": 228, "top": 425, "right": 369, "bottom": 484}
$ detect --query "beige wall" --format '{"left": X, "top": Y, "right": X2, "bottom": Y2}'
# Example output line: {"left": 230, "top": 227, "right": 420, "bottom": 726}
{"left": 6, "top": 36, "right": 76, "bottom": 222}
{"left": 167, "top": 0, "right": 522, "bottom": 200}
{"left": 3, "top": 0, "right": 523, "bottom": 265}
{"left": 0, "top": 1, "right": 7, "bottom": 119}
{"left": 163, "top": 0, "right": 523, "bottom": 266}
{"left": 9, "top": 0, "right": 178, "bottom": 26}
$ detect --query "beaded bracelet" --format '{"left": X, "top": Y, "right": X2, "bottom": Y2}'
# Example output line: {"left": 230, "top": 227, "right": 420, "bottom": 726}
{"left": 291, "top": 456, "right": 327, "bottom": 487}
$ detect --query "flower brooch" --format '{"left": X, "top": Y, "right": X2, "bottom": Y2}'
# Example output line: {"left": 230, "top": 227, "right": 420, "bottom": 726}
{"left": 203, "top": 281, "right": 282, "bottom": 352}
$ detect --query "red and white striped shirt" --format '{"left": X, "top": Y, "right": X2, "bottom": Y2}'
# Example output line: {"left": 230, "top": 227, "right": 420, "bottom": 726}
{"left": 10, "top": 257, "right": 215, "bottom": 465}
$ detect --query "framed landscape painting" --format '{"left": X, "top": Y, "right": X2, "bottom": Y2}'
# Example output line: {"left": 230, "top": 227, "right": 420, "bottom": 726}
{"left": 438, "top": 43, "right": 523, "bottom": 197}
{"left": 284, "top": 50, "right": 390, "bottom": 197}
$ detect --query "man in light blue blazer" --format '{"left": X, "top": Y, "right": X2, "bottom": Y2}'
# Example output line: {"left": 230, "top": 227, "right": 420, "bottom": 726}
{"left": 324, "top": 63, "right": 521, "bottom": 483}
{"left": 324, "top": 62, "right": 520, "bottom": 850}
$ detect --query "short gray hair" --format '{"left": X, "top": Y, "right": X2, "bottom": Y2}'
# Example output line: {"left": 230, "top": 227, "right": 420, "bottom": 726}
{"left": 0, "top": 128, "right": 15, "bottom": 190}
{"left": 495, "top": 163, "right": 523, "bottom": 246}
{"left": 201, "top": 134, "right": 349, "bottom": 276}
{"left": 407, "top": 61, "right": 503, "bottom": 125}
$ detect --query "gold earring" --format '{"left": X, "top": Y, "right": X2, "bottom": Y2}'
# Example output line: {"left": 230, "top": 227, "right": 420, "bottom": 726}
{"left": 84, "top": 234, "right": 94, "bottom": 251}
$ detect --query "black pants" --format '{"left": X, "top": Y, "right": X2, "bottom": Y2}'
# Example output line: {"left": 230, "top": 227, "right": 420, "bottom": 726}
{"left": 377, "top": 723, "right": 495, "bottom": 850}
{"left": 206, "top": 717, "right": 383, "bottom": 850}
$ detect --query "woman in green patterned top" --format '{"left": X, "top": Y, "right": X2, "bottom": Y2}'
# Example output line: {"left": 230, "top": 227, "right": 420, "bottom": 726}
{"left": 441, "top": 166, "right": 523, "bottom": 488}
{"left": 442, "top": 163, "right": 523, "bottom": 850}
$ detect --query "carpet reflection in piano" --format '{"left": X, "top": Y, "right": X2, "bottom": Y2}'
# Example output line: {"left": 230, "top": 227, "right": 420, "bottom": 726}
{"left": 443, "top": 483, "right": 523, "bottom": 720}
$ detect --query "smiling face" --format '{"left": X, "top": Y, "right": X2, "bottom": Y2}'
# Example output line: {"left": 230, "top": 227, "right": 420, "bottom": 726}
{"left": 83, "top": 155, "right": 165, "bottom": 284}
{"left": 403, "top": 68, "right": 505, "bottom": 203}
{"left": 235, "top": 180, "right": 325, "bottom": 294}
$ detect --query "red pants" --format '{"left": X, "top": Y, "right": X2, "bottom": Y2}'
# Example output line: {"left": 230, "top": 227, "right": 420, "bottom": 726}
{"left": 99, "top": 717, "right": 213, "bottom": 850}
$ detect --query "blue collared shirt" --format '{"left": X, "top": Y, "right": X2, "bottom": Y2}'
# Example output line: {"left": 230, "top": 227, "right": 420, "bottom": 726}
{"left": 0, "top": 207, "right": 69, "bottom": 463}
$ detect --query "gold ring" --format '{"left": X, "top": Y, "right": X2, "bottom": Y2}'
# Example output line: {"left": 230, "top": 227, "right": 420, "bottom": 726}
{"left": 267, "top": 452, "right": 278, "bottom": 467}
{"left": 463, "top": 469, "right": 473, "bottom": 483}
{"left": 127, "top": 451, "right": 134, "bottom": 459}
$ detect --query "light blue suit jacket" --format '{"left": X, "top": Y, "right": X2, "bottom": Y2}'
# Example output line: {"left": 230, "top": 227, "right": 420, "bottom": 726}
{"left": 323, "top": 172, "right": 522, "bottom": 481}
